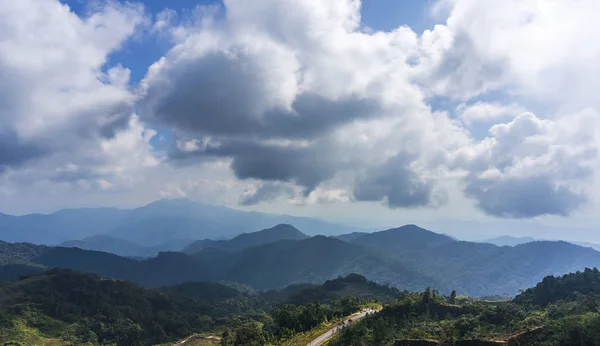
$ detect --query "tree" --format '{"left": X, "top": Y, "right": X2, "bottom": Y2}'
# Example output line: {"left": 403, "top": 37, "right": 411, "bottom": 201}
{"left": 422, "top": 288, "right": 431, "bottom": 305}
{"left": 449, "top": 290, "right": 457, "bottom": 305}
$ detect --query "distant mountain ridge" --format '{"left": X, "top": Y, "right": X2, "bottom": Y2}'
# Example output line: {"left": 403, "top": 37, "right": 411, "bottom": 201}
{"left": 183, "top": 224, "right": 309, "bottom": 254}
{"left": 0, "top": 234, "right": 434, "bottom": 292}
{"left": 3, "top": 223, "right": 600, "bottom": 297}
{"left": 484, "top": 235, "right": 600, "bottom": 251}
{"left": 59, "top": 235, "right": 191, "bottom": 258}
{"left": 0, "top": 199, "right": 360, "bottom": 246}
{"left": 347, "top": 226, "right": 600, "bottom": 296}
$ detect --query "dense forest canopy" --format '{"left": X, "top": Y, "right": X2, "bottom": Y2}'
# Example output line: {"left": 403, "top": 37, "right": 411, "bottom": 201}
{"left": 2, "top": 269, "right": 600, "bottom": 345}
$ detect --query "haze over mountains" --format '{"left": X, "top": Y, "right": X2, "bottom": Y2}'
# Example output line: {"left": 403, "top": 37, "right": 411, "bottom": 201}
{"left": 484, "top": 235, "right": 600, "bottom": 252}
{"left": 0, "top": 199, "right": 360, "bottom": 246}
{"left": 2, "top": 202, "right": 600, "bottom": 297}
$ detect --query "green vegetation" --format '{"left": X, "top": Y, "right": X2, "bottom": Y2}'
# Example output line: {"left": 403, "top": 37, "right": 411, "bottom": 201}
{"left": 183, "top": 224, "right": 309, "bottom": 254}
{"left": 349, "top": 226, "right": 600, "bottom": 296}
{"left": 3, "top": 268, "right": 600, "bottom": 345}
{"left": 0, "top": 235, "right": 433, "bottom": 292}
{"left": 4, "top": 225, "right": 600, "bottom": 299}
{"left": 329, "top": 268, "right": 600, "bottom": 345}
{"left": 0, "top": 269, "right": 220, "bottom": 345}
{"left": 0, "top": 271, "right": 394, "bottom": 346}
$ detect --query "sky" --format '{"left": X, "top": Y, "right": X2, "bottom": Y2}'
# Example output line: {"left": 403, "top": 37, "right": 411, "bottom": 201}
{"left": 1, "top": 0, "right": 600, "bottom": 241}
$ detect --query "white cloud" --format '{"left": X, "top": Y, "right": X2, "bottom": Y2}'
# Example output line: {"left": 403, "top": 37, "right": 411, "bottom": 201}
{"left": 2, "top": 0, "right": 600, "bottom": 223}
{"left": 457, "top": 102, "right": 526, "bottom": 125}
{"left": 429, "top": 0, "right": 600, "bottom": 110}
{"left": 0, "top": 0, "right": 158, "bottom": 197}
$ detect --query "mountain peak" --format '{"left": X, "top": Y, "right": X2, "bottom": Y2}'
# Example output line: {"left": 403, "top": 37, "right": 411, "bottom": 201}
{"left": 350, "top": 224, "right": 456, "bottom": 254}
{"left": 257, "top": 224, "right": 306, "bottom": 237}
{"left": 230, "top": 224, "right": 308, "bottom": 246}
{"left": 183, "top": 224, "right": 309, "bottom": 254}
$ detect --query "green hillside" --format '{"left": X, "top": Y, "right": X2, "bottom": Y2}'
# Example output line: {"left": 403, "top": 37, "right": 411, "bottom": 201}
{"left": 0, "top": 236, "right": 433, "bottom": 292}
{"left": 329, "top": 268, "right": 600, "bottom": 346}
{"left": 183, "top": 224, "right": 309, "bottom": 254}
{"left": 0, "top": 270, "right": 402, "bottom": 346}
{"left": 351, "top": 227, "right": 600, "bottom": 296}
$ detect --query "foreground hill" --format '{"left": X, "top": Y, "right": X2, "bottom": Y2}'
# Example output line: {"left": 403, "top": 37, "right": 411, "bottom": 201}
{"left": 0, "top": 269, "right": 228, "bottom": 345}
{"left": 328, "top": 268, "right": 600, "bottom": 346}
{"left": 514, "top": 267, "right": 600, "bottom": 306}
{"left": 0, "top": 236, "right": 433, "bottom": 292}
{"left": 283, "top": 273, "right": 400, "bottom": 305}
{"left": 0, "top": 199, "right": 358, "bottom": 246}
{"left": 350, "top": 226, "right": 600, "bottom": 296}
{"left": 0, "top": 270, "right": 406, "bottom": 346}
{"left": 183, "top": 224, "right": 309, "bottom": 254}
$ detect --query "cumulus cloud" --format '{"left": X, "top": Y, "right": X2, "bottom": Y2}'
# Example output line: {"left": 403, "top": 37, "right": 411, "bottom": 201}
{"left": 3, "top": 0, "right": 600, "bottom": 221}
{"left": 454, "top": 110, "right": 599, "bottom": 217}
{"left": 134, "top": 0, "right": 600, "bottom": 218}
{"left": 353, "top": 153, "right": 435, "bottom": 208}
{"left": 457, "top": 102, "right": 526, "bottom": 126}
{"left": 0, "top": 0, "right": 156, "bottom": 190}
{"left": 431, "top": 0, "right": 600, "bottom": 109}
{"left": 139, "top": 0, "right": 459, "bottom": 209}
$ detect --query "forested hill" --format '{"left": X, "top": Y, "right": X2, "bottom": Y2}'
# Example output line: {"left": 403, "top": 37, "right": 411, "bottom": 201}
{"left": 347, "top": 226, "right": 600, "bottom": 296}
{"left": 514, "top": 267, "right": 600, "bottom": 306}
{"left": 0, "top": 236, "right": 434, "bottom": 292}
{"left": 0, "top": 269, "right": 223, "bottom": 345}
{"left": 0, "top": 270, "right": 403, "bottom": 346}
{"left": 328, "top": 268, "right": 600, "bottom": 346}
{"left": 214, "top": 235, "right": 435, "bottom": 290}
{"left": 182, "top": 224, "right": 309, "bottom": 254}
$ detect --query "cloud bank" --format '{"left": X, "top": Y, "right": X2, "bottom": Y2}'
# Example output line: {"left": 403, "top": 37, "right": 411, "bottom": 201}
{"left": 1, "top": 0, "right": 599, "bottom": 220}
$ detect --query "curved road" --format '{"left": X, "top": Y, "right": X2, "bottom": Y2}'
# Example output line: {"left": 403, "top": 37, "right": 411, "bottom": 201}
{"left": 307, "top": 308, "right": 379, "bottom": 346}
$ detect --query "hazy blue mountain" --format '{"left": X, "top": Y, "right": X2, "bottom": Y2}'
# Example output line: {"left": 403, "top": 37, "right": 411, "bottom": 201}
{"left": 59, "top": 235, "right": 192, "bottom": 258}
{"left": 351, "top": 224, "right": 457, "bottom": 254}
{"left": 484, "top": 235, "right": 600, "bottom": 252}
{"left": 0, "top": 208, "right": 127, "bottom": 245}
{"left": 0, "top": 234, "right": 434, "bottom": 292}
{"left": 335, "top": 232, "right": 369, "bottom": 242}
{"left": 183, "top": 224, "right": 309, "bottom": 254}
{"left": 350, "top": 226, "right": 600, "bottom": 296}
{"left": 0, "top": 199, "right": 360, "bottom": 246}
{"left": 571, "top": 241, "right": 600, "bottom": 252}
{"left": 5, "top": 224, "right": 600, "bottom": 296}
{"left": 208, "top": 235, "right": 435, "bottom": 291}
{"left": 483, "top": 235, "right": 536, "bottom": 246}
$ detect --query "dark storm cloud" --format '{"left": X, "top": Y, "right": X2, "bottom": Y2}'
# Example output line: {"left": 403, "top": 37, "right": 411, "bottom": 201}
{"left": 172, "top": 138, "right": 343, "bottom": 194}
{"left": 353, "top": 153, "right": 433, "bottom": 208}
{"left": 0, "top": 131, "right": 46, "bottom": 172}
{"left": 141, "top": 51, "right": 381, "bottom": 141}
{"left": 464, "top": 175, "right": 587, "bottom": 218}
{"left": 239, "top": 182, "right": 295, "bottom": 205}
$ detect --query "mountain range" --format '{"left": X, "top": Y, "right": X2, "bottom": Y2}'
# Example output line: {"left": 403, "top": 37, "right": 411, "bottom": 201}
{"left": 182, "top": 223, "right": 309, "bottom": 254}
{"left": 348, "top": 225, "right": 600, "bottom": 296}
{"left": 0, "top": 227, "right": 433, "bottom": 291}
{"left": 3, "top": 220, "right": 600, "bottom": 296}
{"left": 484, "top": 235, "right": 600, "bottom": 251}
{"left": 0, "top": 198, "right": 359, "bottom": 246}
